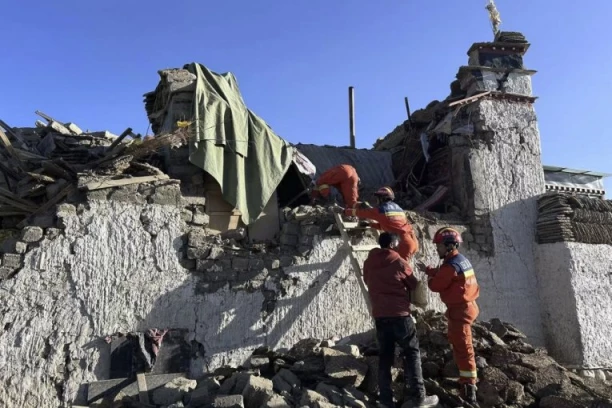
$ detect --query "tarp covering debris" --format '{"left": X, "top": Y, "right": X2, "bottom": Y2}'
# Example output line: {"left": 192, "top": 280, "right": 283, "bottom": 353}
{"left": 185, "top": 63, "right": 294, "bottom": 224}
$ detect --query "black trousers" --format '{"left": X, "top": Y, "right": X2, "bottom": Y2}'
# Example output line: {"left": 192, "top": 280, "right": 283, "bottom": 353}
{"left": 375, "top": 316, "right": 425, "bottom": 405}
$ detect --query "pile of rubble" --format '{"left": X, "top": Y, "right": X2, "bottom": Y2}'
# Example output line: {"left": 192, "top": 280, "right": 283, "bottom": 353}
{"left": 93, "top": 311, "right": 612, "bottom": 408}
{"left": 0, "top": 113, "right": 188, "bottom": 228}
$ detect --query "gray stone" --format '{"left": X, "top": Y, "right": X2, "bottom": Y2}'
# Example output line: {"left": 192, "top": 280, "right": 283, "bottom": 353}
{"left": 322, "top": 348, "right": 368, "bottom": 387}
{"left": 21, "top": 226, "right": 44, "bottom": 243}
{"left": 14, "top": 241, "right": 28, "bottom": 254}
{"left": 248, "top": 356, "right": 270, "bottom": 369}
{"left": 279, "top": 234, "right": 298, "bottom": 246}
{"left": 188, "top": 386, "right": 211, "bottom": 406}
{"left": 181, "top": 209, "right": 193, "bottom": 223}
{"left": 232, "top": 258, "right": 250, "bottom": 271}
{"left": 249, "top": 258, "right": 264, "bottom": 271}
{"left": 262, "top": 393, "right": 291, "bottom": 408}
{"left": 29, "top": 215, "right": 54, "bottom": 229}
{"left": 2, "top": 253, "right": 22, "bottom": 269}
{"left": 332, "top": 345, "right": 360, "bottom": 357}
{"left": 241, "top": 375, "right": 274, "bottom": 408}
{"left": 279, "top": 256, "right": 294, "bottom": 267}
{"left": 315, "top": 382, "right": 344, "bottom": 405}
{"left": 208, "top": 246, "right": 225, "bottom": 260}
{"left": 272, "top": 368, "right": 300, "bottom": 394}
{"left": 301, "top": 224, "right": 320, "bottom": 236}
{"left": 66, "top": 122, "right": 83, "bottom": 135}
{"left": 188, "top": 230, "right": 208, "bottom": 248}
{"left": 299, "top": 390, "right": 328, "bottom": 406}
{"left": 212, "top": 395, "right": 245, "bottom": 408}
{"left": 187, "top": 246, "right": 211, "bottom": 260}
{"left": 281, "top": 223, "right": 300, "bottom": 236}
{"left": 151, "top": 376, "right": 197, "bottom": 406}
{"left": 192, "top": 213, "right": 210, "bottom": 226}
{"left": 149, "top": 184, "right": 182, "bottom": 206}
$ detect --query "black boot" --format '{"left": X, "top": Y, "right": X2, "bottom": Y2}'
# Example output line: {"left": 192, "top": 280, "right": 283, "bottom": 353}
{"left": 462, "top": 384, "right": 479, "bottom": 407}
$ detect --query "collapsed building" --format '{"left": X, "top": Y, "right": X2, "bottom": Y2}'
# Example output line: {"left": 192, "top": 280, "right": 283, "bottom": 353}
{"left": 0, "top": 30, "right": 611, "bottom": 408}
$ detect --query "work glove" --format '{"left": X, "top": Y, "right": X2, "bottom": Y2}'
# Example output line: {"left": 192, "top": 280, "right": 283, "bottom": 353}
{"left": 425, "top": 266, "right": 437, "bottom": 278}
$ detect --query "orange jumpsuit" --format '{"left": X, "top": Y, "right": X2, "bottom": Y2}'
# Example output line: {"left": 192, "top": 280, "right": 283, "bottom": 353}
{"left": 311, "top": 164, "right": 359, "bottom": 208}
{"left": 427, "top": 250, "right": 480, "bottom": 384}
{"left": 345, "top": 201, "right": 419, "bottom": 260}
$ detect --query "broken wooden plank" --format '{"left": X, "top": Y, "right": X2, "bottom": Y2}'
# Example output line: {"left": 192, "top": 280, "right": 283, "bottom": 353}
{"left": 447, "top": 91, "right": 492, "bottom": 107}
{"left": 34, "top": 110, "right": 58, "bottom": 124}
{"left": 0, "top": 187, "right": 39, "bottom": 208}
{"left": 136, "top": 373, "right": 150, "bottom": 404}
{"left": 42, "top": 160, "right": 75, "bottom": 181}
{"left": 0, "top": 128, "right": 26, "bottom": 170}
{"left": 107, "top": 128, "right": 133, "bottom": 152}
{"left": 26, "top": 172, "right": 55, "bottom": 183}
{"left": 0, "top": 119, "right": 29, "bottom": 148}
{"left": 83, "top": 175, "right": 169, "bottom": 191}
{"left": 17, "top": 184, "right": 75, "bottom": 228}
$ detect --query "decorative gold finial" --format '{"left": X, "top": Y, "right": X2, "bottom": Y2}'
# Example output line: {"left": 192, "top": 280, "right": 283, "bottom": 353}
{"left": 486, "top": 0, "right": 502, "bottom": 38}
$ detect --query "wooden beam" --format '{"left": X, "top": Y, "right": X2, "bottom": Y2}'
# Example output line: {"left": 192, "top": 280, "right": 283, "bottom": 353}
{"left": 106, "top": 127, "right": 133, "bottom": 152}
{"left": 447, "top": 91, "right": 492, "bottom": 107}
{"left": 136, "top": 373, "right": 150, "bottom": 404}
{"left": 0, "top": 128, "right": 26, "bottom": 170}
{"left": 83, "top": 175, "right": 169, "bottom": 191}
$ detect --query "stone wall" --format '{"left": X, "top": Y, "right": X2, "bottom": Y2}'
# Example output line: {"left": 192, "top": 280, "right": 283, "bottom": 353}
{"left": 0, "top": 181, "right": 477, "bottom": 407}
{"left": 536, "top": 242, "right": 612, "bottom": 369}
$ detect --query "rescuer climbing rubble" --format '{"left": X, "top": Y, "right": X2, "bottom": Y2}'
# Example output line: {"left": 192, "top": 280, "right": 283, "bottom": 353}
{"left": 425, "top": 227, "right": 481, "bottom": 406}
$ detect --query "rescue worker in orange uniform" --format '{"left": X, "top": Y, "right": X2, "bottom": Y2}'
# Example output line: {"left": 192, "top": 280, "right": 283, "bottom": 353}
{"left": 310, "top": 164, "right": 360, "bottom": 208}
{"left": 425, "top": 227, "right": 480, "bottom": 406}
{"left": 345, "top": 186, "right": 419, "bottom": 260}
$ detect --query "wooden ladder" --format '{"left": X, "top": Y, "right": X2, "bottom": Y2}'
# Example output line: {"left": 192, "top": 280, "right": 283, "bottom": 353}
{"left": 333, "top": 213, "right": 380, "bottom": 314}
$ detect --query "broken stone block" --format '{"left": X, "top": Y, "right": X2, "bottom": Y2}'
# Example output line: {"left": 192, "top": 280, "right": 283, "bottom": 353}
{"left": 289, "top": 338, "right": 320, "bottom": 361}
{"left": 315, "top": 382, "right": 344, "bottom": 405}
{"left": 192, "top": 212, "right": 210, "bottom": 226}
{"left": 219, "top": 372, "right": 251, "bottom": 396}
{"left": 241, "top": 375, "right": 274, "bottom": 408}
{"left": 301, "top": 224, "right": 320, "bottom": 236}
{"left": 539, "top": 395, "right": 585, "bottom": 408}
{"left": 188, "top": 230, "right": 208, "bottom": 248}
{"left": 181, "top": 209, "right": 194, "bottom": 223}
{"left": 212, "top": 394, "right": 245, "bottom": 408}
{"left": 322, "top": 348, "right": 368, "bottom": 387}
{"left": 279, "top": 234, "right": 298, "bottom": 246}
{"left": 207, "top": 246, "right": 225, "bottom": 260}
{"left": 21, "top": 226, "right": 44, "bottom": 243}
{"left": 2, "top": 253, "right": 22, "bottom": 269}
{"left": 422, "top": 361, "right": 440, "bottom": 378}
{"left": 262, "top": 393, "right": 291, "bottom": 408}
{"left": 14, "top": 241, "right": 28, "bottom": 254}
{"left": 299, "top": 389, "right": 328, "bottom": 406}
{"left": 187, "top": 246, "right": 211, "bottom": 260}
{"left": 281, "top": 223, "right": 300, "bottom": 236}
{"left": 232, "top": 257, "right": 250, "bottom": 271}
{"left": 149, "top": 184, "right": 182, "bottom": 206}
{"left": 442, "top": 360, "right": 459, "bottom": 377}
{"left": 272, "top": 368, "right": 300, "bottom": 394}
{"left": 47, "top": 120, "right": 72, "bottom": 135}
{"left": 65, "top": 122, "right": 83, "bottom": 135}
{"left": 332, "top": 345, "right": 360, "bottom": 357}
{"left": 151, "top": 376, "right": 197, "bottom": 406}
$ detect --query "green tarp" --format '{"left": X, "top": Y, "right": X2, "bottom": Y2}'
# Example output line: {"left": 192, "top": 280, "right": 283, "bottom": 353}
{"left": 185, "top": 63, "right": 294, "bottom": 225}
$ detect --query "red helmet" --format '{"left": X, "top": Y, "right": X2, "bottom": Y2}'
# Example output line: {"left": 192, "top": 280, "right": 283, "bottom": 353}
{"left": 374, "top": 186, "right": 395, "bottom": 200}
{"left": 432, "top": 227, "right": 463, "bottom": 245}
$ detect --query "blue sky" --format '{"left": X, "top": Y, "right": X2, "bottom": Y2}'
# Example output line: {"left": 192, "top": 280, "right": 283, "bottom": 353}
{"left": 2, "top": 1, "right": 611, "bottom": 191}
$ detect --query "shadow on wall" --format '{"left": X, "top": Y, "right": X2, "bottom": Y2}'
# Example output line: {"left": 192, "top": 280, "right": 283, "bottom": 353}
{"left": 137, "top": 244, "right": 372, "bottom": 377}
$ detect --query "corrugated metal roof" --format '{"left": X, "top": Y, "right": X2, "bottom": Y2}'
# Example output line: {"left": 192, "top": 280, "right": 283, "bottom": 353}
{"left": 295, "top": 144, "right": 395, "bottom": 191}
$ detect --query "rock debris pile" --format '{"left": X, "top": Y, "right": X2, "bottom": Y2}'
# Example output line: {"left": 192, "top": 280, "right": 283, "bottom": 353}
{"left": 95, "top": 311, "right": 612, "bottom": 408}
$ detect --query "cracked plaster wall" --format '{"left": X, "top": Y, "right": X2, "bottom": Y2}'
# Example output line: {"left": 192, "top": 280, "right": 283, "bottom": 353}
{"left": 449, "top": 99, "right": 546, "bottom": 345}
{"left": 536, "top": 242, "right": 612, "bottom": 368}
{"left": 0, "top": 194, "right": 482, "bottom": 408}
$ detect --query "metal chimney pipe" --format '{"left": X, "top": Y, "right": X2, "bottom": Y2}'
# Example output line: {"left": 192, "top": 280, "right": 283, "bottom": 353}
{"left": 349, "top": 86, "right": 355, "bottom": 148}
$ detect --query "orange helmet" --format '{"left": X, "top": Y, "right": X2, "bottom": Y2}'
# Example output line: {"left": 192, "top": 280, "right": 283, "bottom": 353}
{"left": 374, "top": 186, "right": 395, "bottom": 200}
{"left": 432, "top": 227, "right": 462, "bottom": 245}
